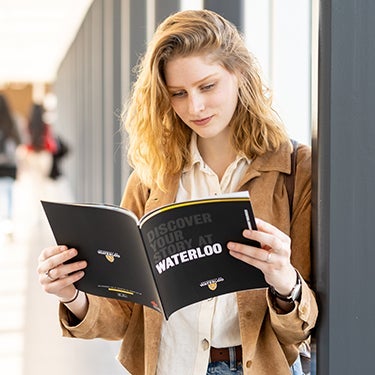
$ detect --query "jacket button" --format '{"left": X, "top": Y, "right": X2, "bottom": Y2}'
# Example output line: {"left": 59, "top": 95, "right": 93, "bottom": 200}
{"left": 201, "top": 338, "right": 210, "bottom": 351}
{"left": 245, "top": 360, "right": 252, "bottom": 368}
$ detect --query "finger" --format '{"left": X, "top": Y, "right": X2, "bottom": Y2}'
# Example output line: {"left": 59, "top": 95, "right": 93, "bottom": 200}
{"left": 227, "top": 241, "right": 276, "bottom": 263}
{"left": 228, "top": 242, "right": 292, "bottom": 285}
{"left": 53, "top": 260, "right": 88, "bottom": 280}
{"left": 37, "top": 247, "right": 79, "bottom": 276}
{"left": 39, "top": 259, "right": 87, "bottom": 286}
{"left": 242, "top": 229, "right": 286, "bottom": 254}
{"left": 45, "top": 268, "right": 57, "bottom": 281}
{"left": 38, "top": 245, "right": 67, "bottom": 262}
{"left": 228, "top": 244, "right": 278, "bottom": 272}
{"left": 255, "top": 218, "right": 290, "bottom": 241}
{"left": 41, "top": 271, "right": 85, "bottom": 296}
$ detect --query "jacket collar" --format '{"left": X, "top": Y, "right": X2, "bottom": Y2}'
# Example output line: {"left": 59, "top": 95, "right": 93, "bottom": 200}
{"left": 236, "top": 140, "right": 293, "bottom": 189}
{"left": 250, "top": 140, "right": 293, "bottom": 174}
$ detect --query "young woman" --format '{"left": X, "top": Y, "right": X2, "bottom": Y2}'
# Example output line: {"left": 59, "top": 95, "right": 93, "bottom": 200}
{"left": 37, "top": 9, "right": 318, "bottom": 375}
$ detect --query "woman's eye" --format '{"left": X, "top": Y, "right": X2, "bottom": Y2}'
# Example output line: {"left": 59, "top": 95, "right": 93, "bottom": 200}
{"left": 201, "top": 83, "right": 215, "bottom": 91}
{"left": 171, "top": 91, "right": 186, "bottom": 97}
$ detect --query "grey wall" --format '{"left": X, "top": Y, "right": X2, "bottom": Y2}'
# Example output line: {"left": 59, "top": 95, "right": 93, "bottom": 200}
{"left": 314, "top": 0, "right": 375, "bottom": 373}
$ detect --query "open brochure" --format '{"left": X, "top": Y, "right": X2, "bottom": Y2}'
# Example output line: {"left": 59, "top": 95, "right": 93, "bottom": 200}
{"left": 41, "top": 191, "right": 267, "bottom": 320}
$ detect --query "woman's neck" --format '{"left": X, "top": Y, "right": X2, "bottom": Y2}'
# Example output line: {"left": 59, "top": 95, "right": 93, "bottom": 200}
{"left": 197, "top": 134, "right": 237, "bottom": 181}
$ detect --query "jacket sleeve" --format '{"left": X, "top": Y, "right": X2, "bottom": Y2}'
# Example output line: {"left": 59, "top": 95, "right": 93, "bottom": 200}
{"left": 269, "top": 144, "right": 318, "bottom": 347}
{"left": 266, "top": 272, "right": 318, "bottom": 348}
{"left": 60, "top": 295, "right": 137, "bottom": 340}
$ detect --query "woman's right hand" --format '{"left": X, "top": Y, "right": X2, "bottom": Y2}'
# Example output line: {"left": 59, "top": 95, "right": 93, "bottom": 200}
{"left": 37, "top": 245, "right": 87, "bottom": 303}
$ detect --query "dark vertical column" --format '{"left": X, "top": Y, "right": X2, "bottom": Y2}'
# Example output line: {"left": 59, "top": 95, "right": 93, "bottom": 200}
{"left": 204, "top": 0, "right": 244, "bottom": 32}
{"left": 154, "top": 0, "right": 179, "bottom": 26}
{"left": 314, "top": 1, "right": 375, "bottom": 373}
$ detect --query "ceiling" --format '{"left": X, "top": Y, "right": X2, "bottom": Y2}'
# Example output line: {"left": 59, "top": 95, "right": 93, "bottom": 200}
{"left": 0, "top": 0, "right": 93, "bottom": 84}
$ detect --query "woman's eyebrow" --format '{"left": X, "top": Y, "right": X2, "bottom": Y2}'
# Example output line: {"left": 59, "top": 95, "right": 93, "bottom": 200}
{"left": 167, "top": 73, "right": 219, "bottom": 89}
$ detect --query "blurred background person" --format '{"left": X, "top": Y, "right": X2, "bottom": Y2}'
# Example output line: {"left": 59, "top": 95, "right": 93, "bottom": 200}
{"left": 13, "top": 102, "right": 73, "bottom": 243}
{"left": 43, "top": 93, "right": 71, "bottom": 185}
{"left": 13, "top": 103, "right": 56, "bottom": 241}
{"left": 49, "top": 134, "right": 69, "bottom": 179}
{"left": 0, "top": 94, "right": 21, "bottom": 239}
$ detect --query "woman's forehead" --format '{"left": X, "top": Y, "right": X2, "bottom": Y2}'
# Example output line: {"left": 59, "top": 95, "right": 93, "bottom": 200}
{"left": 164, "top": 55, "right": 228, "bottom": 86}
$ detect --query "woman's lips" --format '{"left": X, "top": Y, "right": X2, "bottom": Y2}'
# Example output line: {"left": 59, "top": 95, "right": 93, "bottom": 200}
{"left": 192, "top": 115, "right": 213, "bottom": 126}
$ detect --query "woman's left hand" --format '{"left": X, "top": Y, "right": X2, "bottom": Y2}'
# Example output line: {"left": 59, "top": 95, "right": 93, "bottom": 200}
{"left": 227, "top": 217, "right": 297, "bottom": 295}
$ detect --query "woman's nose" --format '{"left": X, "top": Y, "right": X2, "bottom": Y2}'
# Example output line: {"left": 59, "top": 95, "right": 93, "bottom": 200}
{"left": 188, "top": 93, "right": 205, "bottom": 114}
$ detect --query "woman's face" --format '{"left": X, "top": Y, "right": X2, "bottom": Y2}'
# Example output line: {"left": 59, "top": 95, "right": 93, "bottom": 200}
{"left": 165, "top": 54, "right": 239, "bottom": 140}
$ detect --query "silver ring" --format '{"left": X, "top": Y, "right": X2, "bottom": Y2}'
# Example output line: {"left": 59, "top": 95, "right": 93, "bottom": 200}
{"left": 45, "top": 269, "right": 56, "bottom": 280}
{"left": 266, "top": 252, "right": 272, "bottom": 263}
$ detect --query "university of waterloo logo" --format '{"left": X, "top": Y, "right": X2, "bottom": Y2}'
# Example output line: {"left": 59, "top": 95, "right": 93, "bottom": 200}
{"left": 97, "top": 249, "right": 120, "bottom": 263}
{"left": 200, "top": 277, "right": 224, "bottom": 290}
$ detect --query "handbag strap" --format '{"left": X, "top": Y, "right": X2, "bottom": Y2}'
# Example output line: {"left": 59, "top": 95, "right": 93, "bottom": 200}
{"left": 285, "top": 139, "right": 298, "bottom": 219}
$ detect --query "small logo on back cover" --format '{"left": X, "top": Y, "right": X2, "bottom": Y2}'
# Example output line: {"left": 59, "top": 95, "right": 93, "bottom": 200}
{"left": 97, "top": 249, "right": 120, "bottom": 263}
{"left": 200, "top": 277, "right": 224, "bottom": 290}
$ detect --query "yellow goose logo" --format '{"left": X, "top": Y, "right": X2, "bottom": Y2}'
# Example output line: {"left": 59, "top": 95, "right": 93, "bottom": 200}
{"left": 97, "top": 249, "right": 120, "bottom": 263}
{"left": 105, "top": 255, "right": 115, "bottom": 263}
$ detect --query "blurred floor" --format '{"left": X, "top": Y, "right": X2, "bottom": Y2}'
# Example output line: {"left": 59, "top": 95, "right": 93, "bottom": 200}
{"left": 0, "top": 179, "right": 127, "bottom": 375}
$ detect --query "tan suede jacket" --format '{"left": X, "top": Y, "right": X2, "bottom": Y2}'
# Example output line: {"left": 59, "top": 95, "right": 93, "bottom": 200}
{"left": 59, "top": 141, "right": 318, "bottom": 375}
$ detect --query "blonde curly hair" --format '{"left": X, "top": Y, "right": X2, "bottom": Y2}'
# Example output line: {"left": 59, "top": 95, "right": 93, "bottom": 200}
{"left": 122, "top": 9, "right": 288, "bottom": 191}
